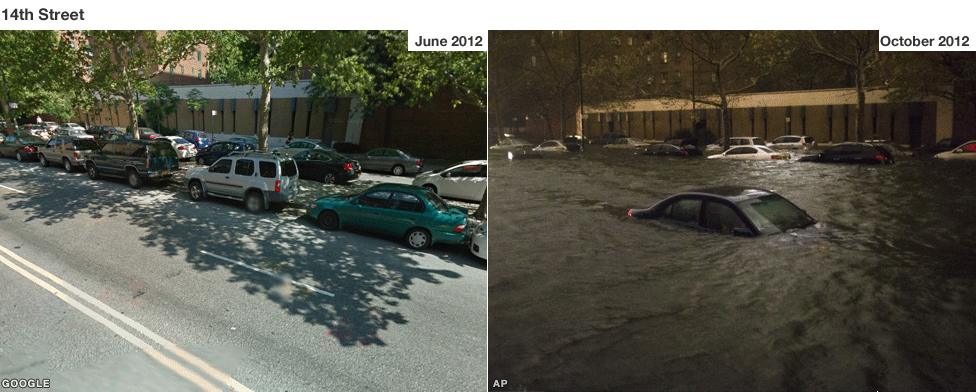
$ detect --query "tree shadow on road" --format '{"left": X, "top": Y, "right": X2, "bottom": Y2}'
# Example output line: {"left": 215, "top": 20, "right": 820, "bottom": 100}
{"left": 1, "top": 164, "right": 483, "bottom": 347}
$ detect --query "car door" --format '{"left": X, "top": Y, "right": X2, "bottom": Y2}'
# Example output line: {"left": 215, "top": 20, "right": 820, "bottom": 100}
{"left": 204, "top": 158, "right": 235, "bottom": 196}
{"left": 439, "top": 163, "right": 485, "bottom": 200}
{"left": 347, "top": 190, "right": 395, "bottom": 232}
{"left": 227, "top": 158, "right": 254, "bottom": 199}
{"left": 43, "top": 138, "right": 60, "bottom": 160}
{"left": 386, "top": 191, "right": 427, "bottom": 236}
{"left": 364, "top": 149, "right": 384, "bottom": 170}
{"left": 307, "top": 150, "right": 335, "bottom": 179}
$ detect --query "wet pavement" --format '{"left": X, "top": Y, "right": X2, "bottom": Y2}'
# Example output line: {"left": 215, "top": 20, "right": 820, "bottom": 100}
{"left": 487, "top": 148, "right": 976, "bottom": 391}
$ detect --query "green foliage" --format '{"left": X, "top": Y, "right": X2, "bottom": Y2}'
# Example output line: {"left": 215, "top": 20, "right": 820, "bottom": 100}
{"left": 144, "top": 84, "right": 179, "bottom": 130}
{"left": 184, "top": 88, "right": 208, "bottom": 111}
{"left": 0, "top": 31, "right": 79, "bottom": 124}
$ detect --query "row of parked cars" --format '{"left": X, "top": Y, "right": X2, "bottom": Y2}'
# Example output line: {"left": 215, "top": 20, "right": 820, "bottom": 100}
{"left": 492, "top": 133, "right": 976, "bottom": 163}
{"left": 1, "top": 125, "right": 487, "bottom": 258}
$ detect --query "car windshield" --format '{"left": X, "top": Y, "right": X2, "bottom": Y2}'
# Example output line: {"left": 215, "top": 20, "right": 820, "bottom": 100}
{"left": 20, "top": 135, "right": 44, "bottom": 144}
{"left": 423, "top": 189, "right": 451, "bottom": 212}
{"left": 737, "top": 195, "right": 815, "bottom": 234}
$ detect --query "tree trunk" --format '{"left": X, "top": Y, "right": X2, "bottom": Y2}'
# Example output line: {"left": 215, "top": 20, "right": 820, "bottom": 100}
{"left": 127, "top": 98, "right": 140, "bottom": 139}
{"left": 474, "top": 192, "right": 486, "bottom": 220}
{"left": 256, "top": 36, "right": 273, "bottom": 151}
{"left": 719, "top": 96, "right": 731, "bottom": 146}
{"left": 854, "top": 66, "right": 866, "bottom": 142}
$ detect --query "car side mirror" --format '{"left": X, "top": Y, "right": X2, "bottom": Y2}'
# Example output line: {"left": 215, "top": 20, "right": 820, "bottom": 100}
{"left": 732, "top": 227, "right": 753, "bottom": 237}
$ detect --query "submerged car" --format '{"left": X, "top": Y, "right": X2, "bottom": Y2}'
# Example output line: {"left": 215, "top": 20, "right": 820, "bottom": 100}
{"left": 605, "top": 137, "right": 652, "bottom": 149}
{"left": 307, "top": 183, "right": 469, "bottom": 250}
{"left": 798, "top": 142, "right": 894, "bottom": 164}
{"left": 490, "top": 137, "right": 533, "bottom": 151}
{"left": 769, "top": 135, "right": 815, "bottom": 150}
{"left": 627, "top": 187, "right": 816, "bottom": 236}
{"left": 707, "top": 145, "right": 790, "bottom": 160}
{"left": 934, "top": 140, "right": 976, "bottom": 160}
{"left": 640, "top": 143, "right": 702, "bottom": 157}
{"left": 532, "top": 140, "right": 569, "bottom": 152}
{"left": 563, "top": 135, "right": 585, "bottom": 152}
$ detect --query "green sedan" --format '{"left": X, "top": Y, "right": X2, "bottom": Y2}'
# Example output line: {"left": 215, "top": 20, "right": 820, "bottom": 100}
{"left": 307, "top": 183, "right": 469, "bottom": 250}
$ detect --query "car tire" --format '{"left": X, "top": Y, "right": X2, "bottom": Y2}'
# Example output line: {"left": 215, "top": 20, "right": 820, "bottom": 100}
{"left": 323, "top": 173, "right": 335, "bottom": 184}
{"left": 39, "top": 154, "right": 49, "bottom": 167}
{"left": 391, "top": 165, "right": 405, "bottom": 176}
{"left": 86, "top": 163, "right": 99, "bottom": 180}
{"left": 422, "top": 184, "right": 437, "bottom": 194}
{"left": 405, "top": 228, "right": 431, "bottom": 250}
{"left": 245, "top": 191, "right": 264, "bottom": 213}
{"left": 127, "top": 169, "right": 143, "bottom": 189}
{"left": 188, "top": 181, "right": 205, "bottom": 201}
{"left": 317, "top": 210, "right": 340, "bottom": 230}
{"left": 63, "top": 158, "right": 73, "bottom": 172}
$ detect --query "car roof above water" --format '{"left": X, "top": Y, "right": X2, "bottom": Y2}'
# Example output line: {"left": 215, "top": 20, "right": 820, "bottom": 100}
{"left": 677, "top": 186, "right": 776, "bottom": 202}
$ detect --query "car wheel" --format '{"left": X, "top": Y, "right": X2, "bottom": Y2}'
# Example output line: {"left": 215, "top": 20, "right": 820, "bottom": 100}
{"left": 245, "top": 191, "right": 264, "bottom": 213}
{"left": 188, "top": 181, "right": 205, "bottom": 201}
{"left": 391, "top": 165, "right": 405, "bottom": 176}
{"left": 422, "top": 184, "right": 437, "bottom": 194}
{"left": 86, "top": 163, "right": 99, "bottom": 180}
{"left": 317, "top": 210, "right": 340, "bottom": 230}
{"left": 63, "top": 158, "right": 73, "bottom": 172}
{"left": 127, "top": 169, "right": 143, "bottom": 188}
{"left": 405, "top": 228, "right": 431, "bottom": 250}
{"left": 39, "top": 154, "right": 49, "bottom": 167}
{"left": 323, "top": 173, "right": 335, "bottom": 184}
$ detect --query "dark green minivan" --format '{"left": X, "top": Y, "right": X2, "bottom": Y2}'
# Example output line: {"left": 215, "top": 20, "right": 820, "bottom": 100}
{"left": 85, "top": 139, "right": 179, "bottom": 188}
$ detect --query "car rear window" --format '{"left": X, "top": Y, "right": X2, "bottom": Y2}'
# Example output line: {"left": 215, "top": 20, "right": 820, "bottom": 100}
{"left": 280, "top": 160, "right": 298, "bottom": 177}
{"left": 73, "top": 139, "right": 100, "bottom": 151}
{"left": 737, "top": 195, "right": 815, "bottom": 234}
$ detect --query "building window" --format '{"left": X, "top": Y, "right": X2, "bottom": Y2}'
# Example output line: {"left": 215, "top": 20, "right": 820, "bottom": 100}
{"left": 197, "top": 50, "right": 202, "bottom": 61}
{"left": 197, "top": 70, "right": 202, "bottom": 78}
{"left": 628, "top": 37, "right": 634, "bottom": 46}
{"left": 661, "top": 51, "right": 669, "bottom": 64}
{"left": 711, "top": 72, "right": 718, "bottom": 82}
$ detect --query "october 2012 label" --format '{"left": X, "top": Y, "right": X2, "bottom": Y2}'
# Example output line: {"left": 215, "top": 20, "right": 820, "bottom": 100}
{"left": 1, "top": 8, "right": 86, "bottom": 21}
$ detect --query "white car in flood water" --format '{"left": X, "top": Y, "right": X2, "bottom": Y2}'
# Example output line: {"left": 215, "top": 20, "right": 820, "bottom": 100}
{"left": 934, "top": 140, "right": 976, "bottom": 160}
{"left": 708, "top": 145, "right": 790, "bottom": 161}
{"left": 532, "top": 140, "right": 569, "bottom": 152}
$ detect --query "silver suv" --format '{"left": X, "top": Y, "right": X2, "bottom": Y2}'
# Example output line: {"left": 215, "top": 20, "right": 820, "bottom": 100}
{"left": 39, "top": 137, "right": 100, "bottom": 172}
{"left": 185, "top": 151, "right": 299, "bottom": 212}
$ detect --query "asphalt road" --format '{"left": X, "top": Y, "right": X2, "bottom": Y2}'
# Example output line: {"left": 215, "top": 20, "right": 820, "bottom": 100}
{"left": 0, "top": 158, "right": 486, "bottom": 391}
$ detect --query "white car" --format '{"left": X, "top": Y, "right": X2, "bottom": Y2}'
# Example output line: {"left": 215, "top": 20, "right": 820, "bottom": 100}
{"left": 769, "top": 135, "right": 815, "bottom": 150}
{"left": 413, "top": 160, "right": 487, "bottom": 202}
{"left": 934, "top": 140, "right": 976, "bottom": 160}
{"left": 161, "top": 136, "right": 198, "bottom": 160}
{"left": 490, "top": 137, "right": 533, "bottom": 151}
{"left": 707, "top": 145, "right": 791, "bottom": 160}
{"left": 727, "top": 136, "right": 768, "bottom": 147}
{"left": 42, "top": 121, "right": 59, "bottom": 132}
{"left": 532, "top": 140, "right": 568, "bottom": 152}
{"left": 604, "top": 137, "right": 651, "bottom": 149}
{"left": 469, "top": 222, "right": 486, "bottom": 260}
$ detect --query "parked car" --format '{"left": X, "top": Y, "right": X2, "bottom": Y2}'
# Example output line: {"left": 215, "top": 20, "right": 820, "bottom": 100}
{"left": 307, "top": 183, "right": 469, "bottom": 250}
{"left": 727, "top": 136, "right": 767, "bottom": 148}
{"left": 57, "top": 123, "right": 86, "bottom": 133}
{"left": 160, "top": 136, "right": 198, "bottom": 160}
{"left": 769, "top": 135, "right": 815, "bottom": 149}
{"left": 627, "top": 187, "right": 816, "bottom": 236}
{"left": 348, "top": 148, "right": 423, "bottom": 176}
{"left": 228, "top": 136, "right": 258, "bottom": 145}
{"left": 605, "top": 137, "right": 652, "bottom": 149}
{"left": 0, "top": 134, "right": 46, "bottom": 161}
{"left": 54, "top": 125, "right": 94, "bottom": 140}
{"left": 332, "top": 142, "right": 364, "bottom": 154}
{"left": 178, "top": 130, "right": 211, "bottom": 150}
{"left": 195, "top": 141, "right": 256, "bottom": 165}
{"left": 934, "top": 140, "right": 976, "bottom": 160}
{"left": 291, "top": 148, "right": 361, "bottom": 184}
{"left": 563, "top": 135, "right": 585, "bottom": 152}
{"left": 489, "top": 137, "right": 533, "bottom": 151}
{"left": 85, "top": 139, "right": 179, "bottom": 188}
{"left": 42, "top": 121, "right": 59, "bottom": 132}
{"left": 640, "top": 143, "right": 701, "bottom": 156}
{"left": 590, "top": 132, "right": 627, "bottom": 146}
{"left": 137, "top": 127, "right": 161, "bottom": 139}
{"left": 470, "top": 222, "right": 486, "bottom": 260}
{"left": 273, "top": 138, "right": 330, "bottom": 157}
{"left": 412, "top": 160, "right": 487, "bottom": 202}
{"left": 707, "top": 145, "right": 790, "bottom": 160}
{"left": 39, "top": 137, "right": 101, "bottom": 172}
{"left": 797, "top": 142, "right": 894, "bottom": 164}
{"left": 87, "top": 125, "right": 126, "bottom": 142}
{"left": 532, "top": 140, "right": 569, "bottom": 152}
{"left": 186, "top": 151, "right": 300, "bottom": 213}
{"left": 18, "top": 124, "right": 52, "bottom": 140}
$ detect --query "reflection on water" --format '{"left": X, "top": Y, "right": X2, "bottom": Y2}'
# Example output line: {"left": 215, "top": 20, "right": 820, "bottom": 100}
{"left": 488, "top": 149, "right": 976, "bottom": 391}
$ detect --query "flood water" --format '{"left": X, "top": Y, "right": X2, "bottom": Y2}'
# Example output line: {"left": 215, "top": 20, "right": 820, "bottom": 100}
{"left": 487, "top": 148, "right": 976, "bottom": 391}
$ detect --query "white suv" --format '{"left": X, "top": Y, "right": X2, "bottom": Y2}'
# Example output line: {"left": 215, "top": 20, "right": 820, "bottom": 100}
{"left": 186, "top": 152, "right": 299, "bottom": 212}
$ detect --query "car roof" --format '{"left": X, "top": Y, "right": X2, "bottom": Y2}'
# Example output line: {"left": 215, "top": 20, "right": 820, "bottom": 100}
{"left": 675, "top": 186, "right": 776, "bottom": 202}
{"left": 366, "top": 183, "right": 429, "bottom": 193}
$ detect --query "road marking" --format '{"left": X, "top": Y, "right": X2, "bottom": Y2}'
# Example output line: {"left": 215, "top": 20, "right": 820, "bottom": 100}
{"left": 0, "top": 184, "right": 26, "bottom": 194}
{"left": 0, "top": 244, "right": 254, "bottom": 392}
{"left": 200, "top": 250, "right": 335, "bottom": 297}
{"left": 0, "top": 252, "right": 221, "bottom": 392}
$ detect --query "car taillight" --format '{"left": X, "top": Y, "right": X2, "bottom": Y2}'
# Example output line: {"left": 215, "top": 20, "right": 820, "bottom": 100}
{"left": 626, "top": 208, "right": 633, "bottom": 217}
{"left": 23, "top": 146, "right": 37, "bottom": 153}
{"left": 274, "top": 179, "right": 281, "bottom": 192}
{"left": 342, "top": 162, "right": 353, "bottom": 172}
{"left": 452, "top": 224, "right": 465, "bottom": 233}
{"left": 415, "top": 159, "right": 423, "bottom": 167}
{"left": 874, "top": 154, "right": 885, "bottom": 162}
{"left": 178, "top": 146, "right": 186, "bottom": 151}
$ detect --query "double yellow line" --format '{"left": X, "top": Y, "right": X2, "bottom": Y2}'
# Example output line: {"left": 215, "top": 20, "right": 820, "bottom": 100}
{"left": 0, "top": 243, "right": 254, "bottom": 392}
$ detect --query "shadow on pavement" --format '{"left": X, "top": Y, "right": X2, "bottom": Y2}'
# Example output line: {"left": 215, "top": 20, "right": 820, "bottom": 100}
{"left": 2, "top": 163, "right": 480, "bottom": 346}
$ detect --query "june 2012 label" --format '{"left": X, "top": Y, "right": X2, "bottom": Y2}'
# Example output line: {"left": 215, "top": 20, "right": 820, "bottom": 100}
{"left": 409, "top": 31, "right": 487, "bottom": 52}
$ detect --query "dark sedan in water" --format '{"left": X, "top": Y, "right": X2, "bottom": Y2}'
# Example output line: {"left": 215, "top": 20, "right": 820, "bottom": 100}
{"left": 627, "top": 187, "right": 816, "bottom": 236}
{"left": 640, "top": 143, "right": 702, "bottom": 156}
{"left": 798, "top": 142, "right": 894, "bottom": 164}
